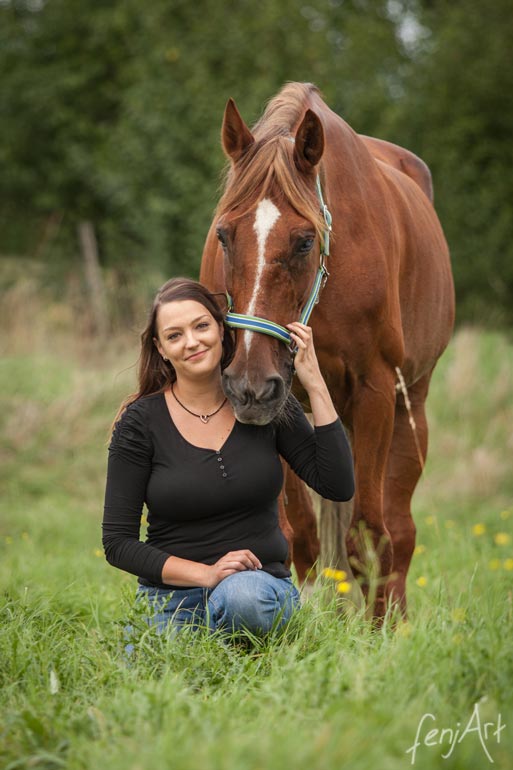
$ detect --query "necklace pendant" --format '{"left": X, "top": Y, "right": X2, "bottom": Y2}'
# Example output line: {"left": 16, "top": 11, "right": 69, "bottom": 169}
{"left": 171, "top": 384, "right": 227, "bottom": 424}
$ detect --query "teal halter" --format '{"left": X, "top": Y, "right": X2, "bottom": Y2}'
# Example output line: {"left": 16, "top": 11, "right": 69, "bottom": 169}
{"left": 224, "top": 175, "right": 332, "bottom": 352}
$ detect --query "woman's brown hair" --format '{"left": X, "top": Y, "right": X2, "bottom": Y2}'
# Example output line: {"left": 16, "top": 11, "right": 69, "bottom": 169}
{"left": 112, "top": 277, "right": 235, "bottom": 428}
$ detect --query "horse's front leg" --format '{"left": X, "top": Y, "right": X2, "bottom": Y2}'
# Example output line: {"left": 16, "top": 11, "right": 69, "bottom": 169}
{"left": 346, "top": 363, "right": 396, "bottom": 619}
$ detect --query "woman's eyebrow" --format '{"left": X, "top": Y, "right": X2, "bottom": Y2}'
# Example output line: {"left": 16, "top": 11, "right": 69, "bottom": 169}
{"left": 163, "top": 314, "right": 210, "bottom": 332}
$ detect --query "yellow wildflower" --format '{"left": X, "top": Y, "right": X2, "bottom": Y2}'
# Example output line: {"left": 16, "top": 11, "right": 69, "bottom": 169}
{"left": 472, "top": 523, "right": 486, "bottom": 536}
{"left": 504, "top": 559, "right": 513, "bottom": 571}
{"left": 425, "top": 515, "right": 436, "bottom": 526}
{"left": 416, "top": 576, "right": 427, "bottom": 587}
{"left": 500, "top": 510, "right": 511, "bottom": 520}
{"left": 445, "top": 520, "right": 456, "bottom": 529}
{"left": 93, "top": 548, "right": 103, "bottom": 558}
{"left": 322, "top": 567, "right": 347, "bottom": 581}
{"left": 451, "top": 608, "right": 466, "bottom": 623}
{"left": 336, "top": 581, "right": 351, "bottom": 594}
{"left": 494, "top": 532, "right": 511, "bottom": 546}
{"left": 488, "top": 558, "right": 502, "bottom": 571}
{"left": 5, "top": 536, "right": 13, "bottom": 544}
{"left": 21, "top": 532, "right": 30, "bottom": 541}
{"left": 414, "top": 544, "right": 426, "bottom": 555}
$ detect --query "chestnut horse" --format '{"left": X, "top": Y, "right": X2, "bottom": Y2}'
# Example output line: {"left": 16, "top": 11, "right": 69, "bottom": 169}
{"left": 200, "top": 83, "right": 454, "bottom": 617}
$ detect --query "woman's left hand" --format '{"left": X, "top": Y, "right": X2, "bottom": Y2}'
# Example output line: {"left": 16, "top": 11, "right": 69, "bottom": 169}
{"left": 286, "top": 322, "right": 324, "bottom": 393}
{"left": 286, "top": 321, "right": 339, "bottom": 425}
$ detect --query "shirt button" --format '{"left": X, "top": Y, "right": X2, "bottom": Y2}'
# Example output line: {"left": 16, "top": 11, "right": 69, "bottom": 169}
{"left": 215, "top": 450, "right": 220, "bottom": 454}
{"left": 217, "top": 457, "right": 222, "bottom": 462}
{"left": 220, "top": 465, "right": 225, "bottom": 469}
{"left": 222, "top": 472, "right": 227, "bottom": 478}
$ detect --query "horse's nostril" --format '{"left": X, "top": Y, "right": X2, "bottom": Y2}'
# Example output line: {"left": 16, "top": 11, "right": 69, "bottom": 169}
{"left": 256, "top": 376, "right": 283, "bottom": 403}
{"left": 223, "top": 372, "right": 284, "bottom": 406}
{"left": 223, "top": 372, "right": 248, "bottom": 405}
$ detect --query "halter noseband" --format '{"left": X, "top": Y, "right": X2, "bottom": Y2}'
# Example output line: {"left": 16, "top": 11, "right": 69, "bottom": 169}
{"left": 224, "top": 174, "right": 332, "bottom": 353}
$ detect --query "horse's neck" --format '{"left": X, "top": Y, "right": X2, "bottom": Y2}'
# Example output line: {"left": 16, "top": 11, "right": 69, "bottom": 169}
{"left": 306, "top": 93, "right": 380, "bottom": 196}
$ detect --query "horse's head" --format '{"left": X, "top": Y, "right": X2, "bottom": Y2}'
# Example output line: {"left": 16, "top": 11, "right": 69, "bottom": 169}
{"left": 214, "top": 98, "right": 327, "bottom": 425}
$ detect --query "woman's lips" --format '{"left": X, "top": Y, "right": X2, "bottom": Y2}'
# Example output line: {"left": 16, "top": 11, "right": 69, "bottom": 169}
{"left": 186, "top": 349, "right": 208, "bottom": 361}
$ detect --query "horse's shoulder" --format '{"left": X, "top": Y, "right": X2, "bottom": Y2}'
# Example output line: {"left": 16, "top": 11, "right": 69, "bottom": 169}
{"left": 358, "top": 135, "right": 434, "bottom": 204}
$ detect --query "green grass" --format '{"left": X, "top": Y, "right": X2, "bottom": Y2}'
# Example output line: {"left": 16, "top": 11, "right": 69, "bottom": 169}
{"left": 1, "top": 325, "right": 512, "bottom": 770}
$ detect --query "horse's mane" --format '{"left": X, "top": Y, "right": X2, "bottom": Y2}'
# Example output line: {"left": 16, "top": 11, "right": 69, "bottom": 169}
{"left": 216, "top": 83, "right": 325, "bottom": 239}
{"left": 252, "top": 82, "right": 319, "bottom": 139}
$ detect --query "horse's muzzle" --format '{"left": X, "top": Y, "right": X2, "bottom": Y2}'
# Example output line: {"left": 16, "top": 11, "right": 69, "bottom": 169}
{"left": 222, "top": 371, "right": 286, "bottom": 425}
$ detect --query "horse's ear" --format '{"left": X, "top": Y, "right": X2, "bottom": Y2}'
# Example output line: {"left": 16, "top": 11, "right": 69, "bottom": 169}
{"left": 294, "top": 109, "right": 324, "bottom": 172}
{"left": 222, "top": 98, "right": 255, "bottom": 163}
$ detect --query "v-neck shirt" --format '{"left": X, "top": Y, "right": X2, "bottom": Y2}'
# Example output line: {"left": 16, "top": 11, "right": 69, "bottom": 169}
{"left": 102, "top": 392, "right": 354, "bottom": 587}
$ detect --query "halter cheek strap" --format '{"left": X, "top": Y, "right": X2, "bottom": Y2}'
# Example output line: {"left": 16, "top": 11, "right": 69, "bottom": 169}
{"left": 224, "top": 174, "right": 332, "bottom": 352}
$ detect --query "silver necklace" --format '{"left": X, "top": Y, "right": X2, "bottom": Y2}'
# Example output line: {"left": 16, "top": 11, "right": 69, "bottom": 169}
{"left": 171, "top": 383, "right": 227, "bottom": 424}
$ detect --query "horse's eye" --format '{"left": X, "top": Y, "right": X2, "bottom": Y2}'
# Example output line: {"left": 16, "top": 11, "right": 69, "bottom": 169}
{"left": 216, "top": 228, "right": 228, "bottom": 248}
{"left": 297, "top": 238, "right": 314, "bottom": 254}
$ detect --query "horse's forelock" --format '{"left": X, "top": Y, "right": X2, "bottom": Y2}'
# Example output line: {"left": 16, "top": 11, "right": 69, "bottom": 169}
{"left": 216, "top": 136, "right": 324, "bottom": 240}
{"left": 216, "top": 83, "right": 325, "bottom": 237}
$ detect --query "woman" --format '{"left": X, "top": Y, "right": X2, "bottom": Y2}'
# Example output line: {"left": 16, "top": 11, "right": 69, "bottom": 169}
{"left": 102, "top": 277, "right": 354, "bottom": 639}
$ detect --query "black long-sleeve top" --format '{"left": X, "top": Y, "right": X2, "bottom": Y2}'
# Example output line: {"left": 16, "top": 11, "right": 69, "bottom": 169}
{"left": 102, "top": 392, "right": 354, "bottom": 588}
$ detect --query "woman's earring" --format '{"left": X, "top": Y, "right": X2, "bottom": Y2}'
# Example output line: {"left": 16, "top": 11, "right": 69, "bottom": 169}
{"left": 163, "top": 356, "right": 168, "bottom": 361}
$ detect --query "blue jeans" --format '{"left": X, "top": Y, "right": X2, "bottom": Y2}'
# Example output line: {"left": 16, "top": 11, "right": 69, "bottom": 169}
{"left": 135, "top": 571, "right": 300, "bottom": 638}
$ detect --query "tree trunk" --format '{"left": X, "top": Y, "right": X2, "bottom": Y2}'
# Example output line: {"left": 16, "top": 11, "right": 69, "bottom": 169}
{"left": 78, "top": 221, "right": 109, "bottom": 337}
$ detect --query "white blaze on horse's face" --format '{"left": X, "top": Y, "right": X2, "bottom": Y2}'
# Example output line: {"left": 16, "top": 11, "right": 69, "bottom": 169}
{"left": 243, "top": 198, "right": 281, "bottom": 355}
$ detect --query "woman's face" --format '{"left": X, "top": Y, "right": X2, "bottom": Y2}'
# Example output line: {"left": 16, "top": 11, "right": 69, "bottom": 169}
{"left": 154, "top": 300, "right": 224, "bottom": 381}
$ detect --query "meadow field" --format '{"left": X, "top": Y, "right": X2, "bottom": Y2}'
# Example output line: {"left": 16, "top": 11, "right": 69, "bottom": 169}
{"left": 1, "top": 274, "right": 512, "bottom": 770}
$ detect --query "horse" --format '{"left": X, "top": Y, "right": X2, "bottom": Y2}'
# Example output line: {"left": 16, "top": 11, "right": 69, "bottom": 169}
{"left": 200, "top": 82, "right": 455, "bottom": 618}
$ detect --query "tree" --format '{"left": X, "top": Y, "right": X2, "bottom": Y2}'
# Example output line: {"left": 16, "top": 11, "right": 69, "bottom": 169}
{"left": 0, "top": 0, "right": 407, "bottom": 277}
{"left": 3, "top": 0, "right": 510, "bottom": 324}
{"left": 381, "top": 0, "right": 513, "bottom": 323}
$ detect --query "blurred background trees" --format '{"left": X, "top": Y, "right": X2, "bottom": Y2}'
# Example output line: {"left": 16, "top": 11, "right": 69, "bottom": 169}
{"left": 1, "top": 0, "right": 512, "bottom": 326}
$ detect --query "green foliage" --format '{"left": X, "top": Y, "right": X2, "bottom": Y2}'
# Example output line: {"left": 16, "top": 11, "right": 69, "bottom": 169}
{"left": 0, "top": 0, "right": 408, "bottom": 272}
{"left": 0, "top": 0, "right": 512, "bottom": 322}
{"left": 383, "top": 0, "right": 513, "bottom": 323}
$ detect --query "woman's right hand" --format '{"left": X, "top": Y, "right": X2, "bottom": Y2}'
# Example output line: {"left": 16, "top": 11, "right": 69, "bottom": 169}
{"left": 205, "top": 549, "right": 262, "bottom": 588}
